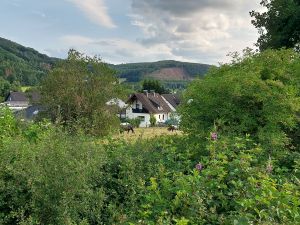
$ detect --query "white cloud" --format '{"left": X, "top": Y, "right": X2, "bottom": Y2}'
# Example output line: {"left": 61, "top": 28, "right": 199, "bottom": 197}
{"left": 130, "top": 0, "right": 262, "bottom": 64}
{"left": 59, "top": 35, "right": 189, "bottom": 64}
{"left": 66, "top": 0, "right": 116, "bottom": 28}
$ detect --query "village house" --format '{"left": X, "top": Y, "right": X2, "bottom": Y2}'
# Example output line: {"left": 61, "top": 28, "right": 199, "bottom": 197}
{"left": 126, "top": 91, "right": 180, "bottom": 127}
{"left": 2, "top": 91, "right": 41, "bottom": 120}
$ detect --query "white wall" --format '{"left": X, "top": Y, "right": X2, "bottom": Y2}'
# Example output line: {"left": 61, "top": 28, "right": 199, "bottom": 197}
{"left": 155, "top": 113, "right": 170, "bottom": 123}
{"left": 127, "top": 111, "right": 150, "bottom": 127}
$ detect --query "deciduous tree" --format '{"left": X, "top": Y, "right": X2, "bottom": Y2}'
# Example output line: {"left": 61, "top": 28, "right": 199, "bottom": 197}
{"left": 250, "top": 0, "right": 300, "bottom": 51}
{"left": 40, "top": 49, "right": 122, "bottom": 136}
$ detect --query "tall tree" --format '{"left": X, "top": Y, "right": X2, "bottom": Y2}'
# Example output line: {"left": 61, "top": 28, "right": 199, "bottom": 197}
{"left": 141, "top": 79, "right": 169, "bottom": 94}
{"left": 40, "top": 49, "right": 122, "bottom": 136}
{"left": 250, "top": 0, "right": 300, "bottom": 51}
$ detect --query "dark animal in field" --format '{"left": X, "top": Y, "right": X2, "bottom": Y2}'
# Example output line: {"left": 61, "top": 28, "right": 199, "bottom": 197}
{"left": 120, "top": 124, "right": 135, "bottom": 134}
{"left": 167, "top": 125, "right": 177, "bottom": 132}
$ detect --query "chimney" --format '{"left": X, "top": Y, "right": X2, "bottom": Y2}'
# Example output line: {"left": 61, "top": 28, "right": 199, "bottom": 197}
{"left": 143, "top": 90, "right": 148, "bottom": 97}
{"left": 150, "top": 90, "right": 155, "bottom": 97}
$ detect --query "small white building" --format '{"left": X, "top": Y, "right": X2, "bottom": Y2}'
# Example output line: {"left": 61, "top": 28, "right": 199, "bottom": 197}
{"left": 126, "top": 91, "right": 180, "bottom": 127}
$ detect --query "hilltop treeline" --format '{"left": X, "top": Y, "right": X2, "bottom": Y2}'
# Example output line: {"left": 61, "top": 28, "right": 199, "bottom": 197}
{"left": 110, "top": 60, "right": 211, "bottom": 82}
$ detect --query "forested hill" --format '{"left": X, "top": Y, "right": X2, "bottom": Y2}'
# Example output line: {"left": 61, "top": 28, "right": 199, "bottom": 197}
{"left": 110, "top": 60, "right": 212, "bottom": 82}
{"left": 0, "top": 37, "right": 211, "bottom": 85}
{"left": 0, "top": 37, "right": 59, "bottom": 86}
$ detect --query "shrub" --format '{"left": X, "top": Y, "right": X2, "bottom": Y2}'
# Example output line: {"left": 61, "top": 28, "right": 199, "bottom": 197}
{"left": 125, "top": 117, "right": 141, "bottom": 128}
{"left": 150, "top": 114, "right": 156, "bottom": 127}
{"left": 180, "top": 49, "right": 300, "bottom": 153}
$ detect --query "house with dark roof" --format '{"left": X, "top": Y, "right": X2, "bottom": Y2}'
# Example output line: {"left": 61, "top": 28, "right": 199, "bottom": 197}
{"left": 126, "top": 91, "right": 180, "bottom": 127}
{"left": 2, "top": 91, "right": 41, "bottom": 120}
{"left": 161, "top": 94, "right": 181, "bottom": 112}
{"left": 3, "top": 91, "right": 40, "bottom": 111}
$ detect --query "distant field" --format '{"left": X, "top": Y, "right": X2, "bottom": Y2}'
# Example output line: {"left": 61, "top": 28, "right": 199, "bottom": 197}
{"left": 116, "top": 127, "right": 182, "bottom": 142}
{"left": 21, "top": 86, "right": 32, "bottom": 91}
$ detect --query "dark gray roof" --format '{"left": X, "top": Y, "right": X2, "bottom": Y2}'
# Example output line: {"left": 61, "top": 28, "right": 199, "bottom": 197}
{"left": 127, "top": 93, "right": 172, "bottom": 114}
{"left": 5, "top": 92, "right": 40, "bottom": 103}
{"left": 162, "top": 94, "right": 181, "bottom": 109}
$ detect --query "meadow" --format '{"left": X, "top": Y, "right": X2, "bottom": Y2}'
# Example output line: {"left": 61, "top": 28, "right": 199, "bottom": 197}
{"left": 116, "top": 127, "right": 182, "bottom": 142}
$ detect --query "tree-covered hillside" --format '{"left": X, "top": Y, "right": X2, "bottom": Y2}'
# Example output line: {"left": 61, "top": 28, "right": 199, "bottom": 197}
{"left": 0, "top": 37, "right": 211, "bottom": 87}
{"left": 0, "top": 37, "right": 59, "bottom": 86}
{"left": 111, "top": 60, "right": 212, "bottom": 82}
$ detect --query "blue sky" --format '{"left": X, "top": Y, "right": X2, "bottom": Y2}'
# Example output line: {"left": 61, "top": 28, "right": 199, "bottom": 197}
{"left": 0, "top": 0, "right": 262, "bottom": 64}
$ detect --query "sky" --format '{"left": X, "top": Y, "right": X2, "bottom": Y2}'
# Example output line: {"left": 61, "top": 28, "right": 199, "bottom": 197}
{"left": 0, "top": 0, "right": 262, "bottom": 65}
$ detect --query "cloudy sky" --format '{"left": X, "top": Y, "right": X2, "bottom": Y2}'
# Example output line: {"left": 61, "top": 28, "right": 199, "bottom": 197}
{"left": 0, "top": 0, "right": 262, "bottom": 64}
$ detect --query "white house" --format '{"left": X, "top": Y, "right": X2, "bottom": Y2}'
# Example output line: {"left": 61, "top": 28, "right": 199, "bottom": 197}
{"left": 126, "top": 91, "right": 180, "bottom": 127}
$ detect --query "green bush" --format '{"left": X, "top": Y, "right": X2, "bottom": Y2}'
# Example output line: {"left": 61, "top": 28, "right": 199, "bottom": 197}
{"left": 180, "top": 49, "right": 300, "bottom": 153}
{"left": 125, "top": 117, "right": 141, "bottom": 128}
{"left": 150, "top": 114, "right": 157, "bottom": 127}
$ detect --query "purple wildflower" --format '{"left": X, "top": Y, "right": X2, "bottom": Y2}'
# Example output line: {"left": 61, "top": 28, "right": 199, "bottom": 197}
{"left": 211, "top": 132, "right": 218, "bottom": 141}
{"left": 195, "top": 163, "right": 203, "bottom": 171}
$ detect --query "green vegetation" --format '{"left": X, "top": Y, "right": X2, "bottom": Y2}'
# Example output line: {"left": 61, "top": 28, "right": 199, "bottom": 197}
{"left": 141, "top": 79, "right": 169, "bottom": 94}
{"left": 250, "top": 0, "right": 300, "bottom": 51}
{"left": 110, "top": 60, "right": 211, "bottom": 82}
{"left": 1, "top": 4, "right": 300, "bottom": 222}
{"left": 0, "top": 77, "right": 20, "bottom": 101}
{"left": 1, "top": 49, "right": 300, "bottom": 224}
{"left": 0, "top": 37, "right": 59, "bottom": 86}
{"left": 40, "top": 49, "right": 122, "bottom": 136}
{"left": 150, "top": 114, "right": 157, "bottom": 127}
{"left": 180, "top": 49, "right": 300, "bottom": 153}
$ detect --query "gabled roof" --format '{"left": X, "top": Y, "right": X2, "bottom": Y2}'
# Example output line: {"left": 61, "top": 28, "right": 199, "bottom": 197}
{"left": 127, "top": 93, "right": 172, "bottom": 114}
{"left": 5, "top": 92, "right": 40, "bottom": 103}
{"left": 162, "top": 94, "right": 181, "bottom": 109}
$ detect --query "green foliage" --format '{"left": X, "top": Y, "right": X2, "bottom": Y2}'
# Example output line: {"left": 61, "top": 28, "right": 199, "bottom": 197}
{"left": 150, "top": 114, "right": 157, "bottom": 127}
{"left": 1, "top": 49, "right": 300, "bottom": 224}
{"left": 141, "top": 79, "right": 169, "bottom": 94}
{"left": 125, "top": 117, "right": 142, "bottom": 128}
{"left": 0, "top": 106, "right": 18, "bottom": 144}
{"left": 250, "top": 0, "right": 300, "bottom": 51}
{"left": 180, "top": 49, "right": 300, "bottom": 152}
{"left": 0, "top": 112, "right": 300, "bottom": 224}
{"left": 40, "top": 49, "right": 122, "bottom": 136}
{"left": 0, "top": 77, "right": 20, "bottom": 100}
{"left": 165, "top": 112, "right": 180, "bottom": 126}
{"left": 0, "top": 37, "right": 59, "bottom": 86}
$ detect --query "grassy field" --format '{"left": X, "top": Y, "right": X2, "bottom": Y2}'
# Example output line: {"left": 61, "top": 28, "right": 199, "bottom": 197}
{"left": 116, "top": 127, "right": 182, "bottom": 142}
{"left": 21, "top": 86, "right": 33, "bottom": 92}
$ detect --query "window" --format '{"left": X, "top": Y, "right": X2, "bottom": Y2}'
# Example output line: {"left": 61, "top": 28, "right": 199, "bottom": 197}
{"left": 138, "top": 116, "right": 145, "bottom": 122}
{"left": 159, "top": 115, "right": 161, "bottom": 120}
{"left": 136, "top": 103, "right": 140, "bottom": 109}
{"left": 163, "top": 114, "right": 165, "bottom": 120}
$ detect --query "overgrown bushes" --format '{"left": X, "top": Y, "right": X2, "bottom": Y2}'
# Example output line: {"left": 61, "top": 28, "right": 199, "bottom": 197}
{"left": 1, "top": 49, "right": 300, "bottom": 224}
{"left": 1, "top": 106, "right": 299, "bottom": 224}
{"left": 180, "top": 49, "right": 300, "bottom": 153}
